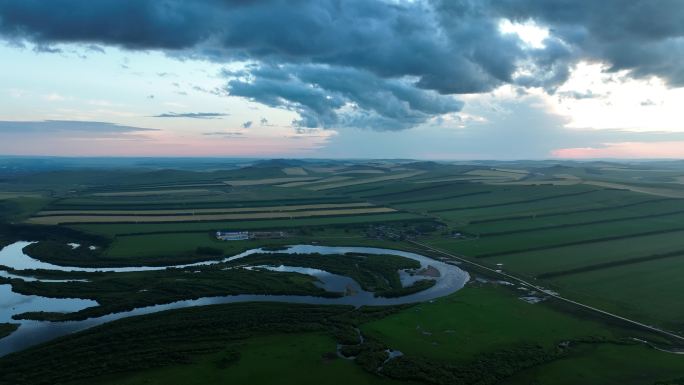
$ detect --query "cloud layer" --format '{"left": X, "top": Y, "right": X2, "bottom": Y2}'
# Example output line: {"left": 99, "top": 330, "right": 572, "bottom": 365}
{"left": 152, "top": 112, "right": 228, "bottom": 119}
{"left": 0, "top": 120, "right": 155, "bottom": 134}
{"left": 1, "top": 0, "right": 682, "bottom": 130}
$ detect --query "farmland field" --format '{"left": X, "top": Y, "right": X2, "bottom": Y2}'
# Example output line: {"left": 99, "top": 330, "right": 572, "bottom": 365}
{"left": 1, "top": 158, "right": 684, "bottom": 384}
{"left": 27, "top": 207, "right": 398, "bottom": 225}
{"left": 2, "top": 4, "right": 683, "bottom": 383}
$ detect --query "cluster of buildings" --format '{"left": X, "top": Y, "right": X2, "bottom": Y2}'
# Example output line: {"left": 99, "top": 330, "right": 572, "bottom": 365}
{"left": 215, "top": 230, "right": 288, "bottom": 241}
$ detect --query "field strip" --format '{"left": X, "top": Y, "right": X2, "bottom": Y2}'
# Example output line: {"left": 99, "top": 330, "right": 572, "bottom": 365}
{"left": 277, "top": 176, "right": 352, "bottom": 187}
{"left": 224, "top": 177, "right": 320, "bottom": 186}
{"left": 308, "top": 171, "right": 425, "bottom": 191}
{"left": 35, "top": 202, "right": 374, "bottom": 216}
{"left": 469, "top": 198, "right": 671, "bottom": 224}
{"left": 94, "top": 183, "right": 227, "bottom": 191}
{"left": 493, "top": 168, "right": 530, "bottom": 175}
{"left": 537, "top": 249, "right": 684, "bottom": 279}
{"left": 0, "top": 192, "right": 43, "bottom": 199}
{"left": 465, "top": 169, "right": 527, "bottom": 179}
{"left": 305, "top": 167, "right": 342, "bottom": 173}
{"left": 281, "top": 167, "right": 308, "bottom": 176}
{"left": 599, "top": 167, "right": 679, "bottom": 172}
{"left": 583, "top": 180, "right": 684, "bottom": 198}
{"left": 554, "top": 174, "right": 581, "bottom": 180}
{"left": 428, "top": 190, "right": 599, "bottom": 213}
{"left": 413, "top": 176, "right": 507, "bottom": 184}
{"left": 389, "top": 191, "right": 493, "bottom": 205}
{"left": 334, "top": 169, "right": 386, "bottom": 175}
{"left": 362, "top": 182, "right": 478, "bottom": 200}
{"left": 92, "top": 189, "right": 212, "bottom": 197}
{"left": 27, "top": 207, "right": 397, "bottom": 224}
{"left": 483, "top": 178, "right": 582, "bottom": 186}
{"left": 479, "top": 209, "right": 684, "bottom": 236}
{"left": 477, "top": 227, "right": 684, "bottom": 258}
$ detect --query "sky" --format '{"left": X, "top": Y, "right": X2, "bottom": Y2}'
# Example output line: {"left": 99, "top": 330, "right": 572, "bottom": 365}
{"left": 0, "top": 0, "right": 683, "bottom": 160}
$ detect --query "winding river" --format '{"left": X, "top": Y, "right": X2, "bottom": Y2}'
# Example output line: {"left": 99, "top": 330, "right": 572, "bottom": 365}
{"left": 0, "top": 241, "right": 469, "bottom": 356}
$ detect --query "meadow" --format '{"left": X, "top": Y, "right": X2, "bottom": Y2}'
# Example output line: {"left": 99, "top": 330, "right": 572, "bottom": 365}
{"left": 2, "top": 159, "right": 684, "bottom": 384}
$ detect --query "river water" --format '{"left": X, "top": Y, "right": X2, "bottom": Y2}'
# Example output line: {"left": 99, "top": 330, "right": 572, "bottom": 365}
{"left": 0, "top": 241, "right": 469, "bottom": 356}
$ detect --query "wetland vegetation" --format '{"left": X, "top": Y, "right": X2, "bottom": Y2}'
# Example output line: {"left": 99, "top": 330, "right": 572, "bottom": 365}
{"left": 1, "top": 158, "right": 684, "bottom": 384}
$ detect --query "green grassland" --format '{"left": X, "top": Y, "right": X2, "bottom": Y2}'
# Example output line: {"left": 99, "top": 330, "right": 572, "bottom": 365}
{"left": 426, "top": 189, "right": 642, "bottom": 224}
{"left": 99, "top": 229, "right": 419, "bottom": 266}
{"left": 80, "top": 333, "right": 405, "bottom": 385}
{"left": 3, "top": 160, "right": 684, "bottom": 384}
{"left": 420, "top": 186, "right": 598, "bottom": 213}
{"left": 501, "top": 343, "right": 684, "bottom": 385}
{"left": 68, "top": 212, "right": 425, "bottom": 237}
{"left": 480, "top": 229, "right": 684, "bottom": 277}
{"left": 463, "top": 197, "right": 678, "bottom": 235}
{"left": 361, "top": 285, "right": 616, "bottom": 362}
{"left": 549, "top": 256, "right": 684, "bottom": 330}
{"left": 0, "top": 324, "right": 18, "bottom": 339}
{"left": 3, "top": 285, "right": 683, "bottom": 385}
{"left": 428, "top": 212, "right": 684, "bottom": 257}
{"left": 0, "top": 302, "right": 405, "bottom": 385}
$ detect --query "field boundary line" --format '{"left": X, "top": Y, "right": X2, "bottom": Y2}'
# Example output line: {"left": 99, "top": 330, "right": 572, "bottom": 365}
{"left": 469, "top": 198, "right": 673, "bottom": 225}
{"left": 537, "top": 250, "right": 684, "bottom": 279}
{"left": 477, "top": 227, "right": 684, "bottom": 258}
{"left": 479, "top": 209, "right": 684, "bottom": 237}
{"left": 428, "top": 189, "right": 599, "bottom": 213}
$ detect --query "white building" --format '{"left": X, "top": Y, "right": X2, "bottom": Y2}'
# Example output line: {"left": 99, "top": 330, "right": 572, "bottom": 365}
{"left": 216, "top": 231, "right": 249, "bottom": 241}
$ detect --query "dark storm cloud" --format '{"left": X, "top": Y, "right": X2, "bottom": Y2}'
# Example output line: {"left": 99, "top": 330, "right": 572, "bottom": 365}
{"left": 488, "top": 0, "right": 684, "bottom": 86}
{"left": 1, "top": 0, "right": 682, "bottom": 129}
{"left": 152, "top": 112, "right": 228, "bottom": 119}
{"left": 228, "top": 64, "right": 463, "bottom": 129}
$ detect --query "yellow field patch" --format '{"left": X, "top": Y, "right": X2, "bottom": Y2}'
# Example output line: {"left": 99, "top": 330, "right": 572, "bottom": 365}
{"left": 493, "top": 168, "right": 530, "bottom": 175}
{"left": 27, "top": 207, "right": 397, "bottom": 225}
{"left": 485, "top": 173, "right": 582, "bottom": 186}
{"left": 553, "top": 174, "right": 581, "bottom": 180}
{"left": 466, "top": 169, "right": 526, "bottom": 179}
{"left": 583, "top": 180, "right": 684, "bottom": 198}
{"left": 334, "top": 169, "right": 386, "bottom": 175}
{"left": 224, "top": 177, "right": 320, "bottom": 186}
{"left": 483, "top": 179, "right": 581, "bottom": 186}
{"left": 281, "top": 167, "right": 308, "bottom": 176}
{"left": 309, "top": 171, "right": 425, "bottom": 190}
{"left": 277, "top": 176, "right": 353, "bottom": 187}
{"left": 0, "top": 192, "right": 43, "bottom": 199}
{"left": 304, "top": 167, "right": 342, "bottom": 173}
{"left": 92, "top": 189, "right": 212, "bottom": 197}
{"left": 35, "top": 202, "right": 374, "bottom": 216}
{"left": 412, "top": 176, "right": 503, "bottom": 184}
{"left": 599, "top": 167, "right": 677, "bottom": 172}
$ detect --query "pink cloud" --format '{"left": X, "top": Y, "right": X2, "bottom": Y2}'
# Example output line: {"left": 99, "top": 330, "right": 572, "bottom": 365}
{"left": 552, "top": 141, "right": 684, "bottom": 159}
{"left": 0, "top": 131, "right": 329, "bottom": 157}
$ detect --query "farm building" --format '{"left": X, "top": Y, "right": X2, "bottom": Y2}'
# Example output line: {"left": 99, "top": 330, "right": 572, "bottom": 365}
{"left": 250, "top": 231, "right": 288, "bottom": 239}
{"left": 215, "top": 231, "right": 249, "bottom": 241}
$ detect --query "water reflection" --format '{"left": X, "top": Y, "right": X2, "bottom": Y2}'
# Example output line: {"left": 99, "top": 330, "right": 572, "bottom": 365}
{"left": 0, "top": 242, "right": 469, "bottom": 356}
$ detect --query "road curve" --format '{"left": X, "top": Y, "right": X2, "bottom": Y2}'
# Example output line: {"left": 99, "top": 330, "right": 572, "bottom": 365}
{"left": 409, "top": 240, "right": 684, "bottom": 343}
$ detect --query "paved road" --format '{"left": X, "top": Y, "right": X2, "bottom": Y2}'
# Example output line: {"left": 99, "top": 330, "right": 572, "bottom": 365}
{"left": 409, "top": 240, "right": 684, "bottom": 343}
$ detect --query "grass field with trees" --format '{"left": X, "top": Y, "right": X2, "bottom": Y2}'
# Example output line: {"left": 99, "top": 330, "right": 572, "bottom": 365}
{"left": 2, "top": 159, "right": 684, "bottom": 384}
